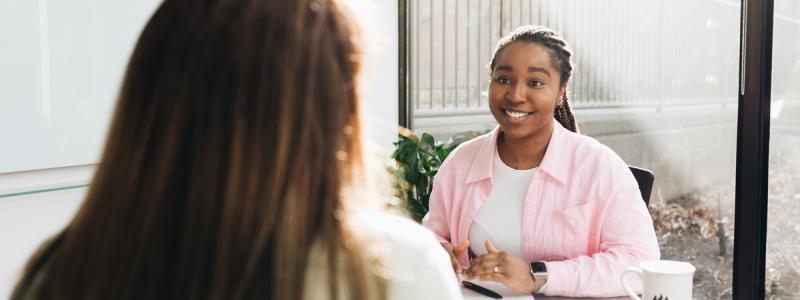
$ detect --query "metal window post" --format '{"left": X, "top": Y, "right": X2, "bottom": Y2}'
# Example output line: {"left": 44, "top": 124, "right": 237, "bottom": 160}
{"left": 733, "top": 0, "right": 774, "bottom": 298}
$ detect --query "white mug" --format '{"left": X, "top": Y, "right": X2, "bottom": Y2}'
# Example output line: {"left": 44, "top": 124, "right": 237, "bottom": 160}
{"left": 621, "top": 260, "right": 695, "bottom": 300}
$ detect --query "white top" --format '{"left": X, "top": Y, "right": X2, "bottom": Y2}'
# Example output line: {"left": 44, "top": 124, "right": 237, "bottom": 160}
{"left": 304, "top": 212, "right": 463, "bottom": 300}
{"left": 468, "top": 150, "right": 548, "bottom": 294}
{"left": 469, "top": 150, "right": 538, "bottom": 258}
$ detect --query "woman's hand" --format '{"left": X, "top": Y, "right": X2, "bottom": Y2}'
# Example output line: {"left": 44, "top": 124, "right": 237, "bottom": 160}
{"left": 465, "top": 240, "right": 536, "bottom": 293}
{"left": 441, "top": 240, "right": 470, "bottom": 276}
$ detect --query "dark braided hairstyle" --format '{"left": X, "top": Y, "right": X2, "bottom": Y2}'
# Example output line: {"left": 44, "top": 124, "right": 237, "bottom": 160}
{"left": 489, "top": 25, "right": 579, "bottom": 133}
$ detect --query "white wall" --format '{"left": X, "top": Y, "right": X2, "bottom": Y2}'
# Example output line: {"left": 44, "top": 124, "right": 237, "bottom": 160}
{"left": 0, "top": 187, "right": 85, "bottom": 298}
{"left": 0, "top": 0, "right": 399, "bottom": 183}
{"left": 353, "top": 0, "right": 400, "bottom": 153}
{"left": 0, "top": 0, "right": 162, "bottom": 174}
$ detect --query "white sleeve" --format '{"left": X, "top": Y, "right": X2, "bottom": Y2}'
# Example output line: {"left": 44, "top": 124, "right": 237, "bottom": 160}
{"left": 414, "top": 235, "right": 463, "bottom": 299}
{"left": 383, "top": 217, "right": 463, "bottom": 300}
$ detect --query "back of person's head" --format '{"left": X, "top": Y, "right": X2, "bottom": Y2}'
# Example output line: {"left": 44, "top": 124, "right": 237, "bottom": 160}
{"left": 12, "top": 0, "right": 386, "bottom": 299}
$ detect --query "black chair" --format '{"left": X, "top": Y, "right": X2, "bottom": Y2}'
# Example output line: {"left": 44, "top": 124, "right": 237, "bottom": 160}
{"left": 629, "top": 166, "right": 654, "bottom": 207}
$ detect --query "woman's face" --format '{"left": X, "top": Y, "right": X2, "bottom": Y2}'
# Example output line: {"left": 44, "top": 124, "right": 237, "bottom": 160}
{"left": 488, "top": 42, "right": 565, "bottom": 141}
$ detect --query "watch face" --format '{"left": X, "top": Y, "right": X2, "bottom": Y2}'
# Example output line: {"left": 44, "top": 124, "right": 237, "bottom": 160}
{"left": 532, "top": 262, "right": 547, "bottom": 273}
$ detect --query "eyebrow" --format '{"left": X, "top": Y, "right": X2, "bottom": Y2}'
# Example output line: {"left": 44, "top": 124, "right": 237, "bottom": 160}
{"left": 495, "top": 65, "right": 551, "bottom": 76}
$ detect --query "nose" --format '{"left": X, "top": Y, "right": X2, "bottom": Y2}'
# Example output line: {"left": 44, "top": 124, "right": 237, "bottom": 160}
{"left": 507, "top": 83, "right": 526, "bottom": 103}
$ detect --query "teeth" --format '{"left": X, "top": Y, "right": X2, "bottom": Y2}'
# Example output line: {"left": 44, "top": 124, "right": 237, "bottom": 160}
{"left": 504, "top": 110, "right": 529, "bottom": 119}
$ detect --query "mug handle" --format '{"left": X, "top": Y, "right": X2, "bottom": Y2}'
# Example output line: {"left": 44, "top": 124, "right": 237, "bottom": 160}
{"left": 621, "top": 266, "right": 643, "bottom": 300}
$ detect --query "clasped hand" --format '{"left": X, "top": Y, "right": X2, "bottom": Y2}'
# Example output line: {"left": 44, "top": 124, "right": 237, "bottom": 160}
{"left": 442, "top": 240, "right": 536, "bottom": 293}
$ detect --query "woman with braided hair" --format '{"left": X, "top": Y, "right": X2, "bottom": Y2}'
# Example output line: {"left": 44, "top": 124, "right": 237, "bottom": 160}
{"left": 422, "top": 25, "right": 660, "bottom": 297}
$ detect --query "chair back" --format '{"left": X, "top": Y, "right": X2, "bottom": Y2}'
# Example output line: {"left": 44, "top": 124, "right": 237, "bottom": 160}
{"left": 629, "top": 166, "right": 654, "bottom": 207}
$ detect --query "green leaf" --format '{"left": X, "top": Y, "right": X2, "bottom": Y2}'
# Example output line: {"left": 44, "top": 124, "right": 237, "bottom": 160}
{"left": 396, "top": 142, "right": 418, "bottom": 167}
{"left": 422, "top": 133, "right": 435, "bottom": 147}
{"left": 404, "top": 167, "right": 419, "bottom": 184}
{"left": 418, "top": 133, "right": 435, "bottom": 153}
{"left": 438, "top": 148, "right": 453, "bottom": 162}
{"left": 414, "top": 177, "right": 428, "bottom": 196}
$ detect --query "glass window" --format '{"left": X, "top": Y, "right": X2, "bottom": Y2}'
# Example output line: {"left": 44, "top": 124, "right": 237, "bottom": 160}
{"left": 766, "top": 1, "right": 800, "bottom": 298}
{"left": 407, "top": 0, "right": 741, "bottom": 298}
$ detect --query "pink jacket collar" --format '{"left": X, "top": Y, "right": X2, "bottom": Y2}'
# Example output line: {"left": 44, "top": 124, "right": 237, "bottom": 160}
{"left": 464, "top": 119, "right": 569, "bottom": 185}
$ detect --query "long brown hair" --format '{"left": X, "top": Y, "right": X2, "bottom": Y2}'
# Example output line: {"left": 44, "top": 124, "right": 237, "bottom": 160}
{"left": 12, "top": 0, "right": 385, "bottom": 299}
{"left": 490, "top": 25, "right": 579, "bottom": 132}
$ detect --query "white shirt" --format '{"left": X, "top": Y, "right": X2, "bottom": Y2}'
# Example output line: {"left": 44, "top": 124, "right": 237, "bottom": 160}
{"left": 469, "top": 150, "right": 549, "bottom": 294}
{"left": 469, "top": 150, "right": 538, "bottom": 257}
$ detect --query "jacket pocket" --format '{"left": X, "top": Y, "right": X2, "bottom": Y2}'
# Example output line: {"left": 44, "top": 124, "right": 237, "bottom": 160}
{"left": 552, "top": 201, "right": 597, "bottom": 259}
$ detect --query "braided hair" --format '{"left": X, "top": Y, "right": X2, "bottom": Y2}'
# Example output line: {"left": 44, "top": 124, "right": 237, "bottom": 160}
{"left": 489, "top": 25, "right": 579, "bottom": 133}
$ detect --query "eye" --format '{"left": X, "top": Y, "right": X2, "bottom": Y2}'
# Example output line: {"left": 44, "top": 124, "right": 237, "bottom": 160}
{"left": 528, "top": 80, "right": 544, "bottom": 88}
{"left": 494, "top": 76, "right": 511, "bottom": 85}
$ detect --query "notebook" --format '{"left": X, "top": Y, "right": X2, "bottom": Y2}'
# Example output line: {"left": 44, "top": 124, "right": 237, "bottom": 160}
{"left": 460, "top": 279, "right": 535, "bottom": 300}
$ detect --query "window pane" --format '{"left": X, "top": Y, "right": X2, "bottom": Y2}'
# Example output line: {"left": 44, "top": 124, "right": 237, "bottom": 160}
{"left": 408, "top": 0, "right": 740, "bottom": 298}
{"left": 766, "top": 1, "right": 800, "bottom": 298}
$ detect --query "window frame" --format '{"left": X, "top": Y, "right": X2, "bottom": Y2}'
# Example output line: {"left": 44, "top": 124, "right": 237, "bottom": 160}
{"left": 733, "top": 0, "right": 774, "bottom": 298}
{"left": 398, "top": 0, "right": 412, "bottom": 128}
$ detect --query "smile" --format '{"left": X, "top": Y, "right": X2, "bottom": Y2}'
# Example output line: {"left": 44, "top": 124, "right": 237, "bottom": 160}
{"left": 504, "top": 109, "right": 531, "bottom": 119}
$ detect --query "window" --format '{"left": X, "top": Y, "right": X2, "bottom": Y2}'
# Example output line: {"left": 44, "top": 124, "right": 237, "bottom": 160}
{"left": 406, "top": 0, "right": 749, "bottom": 298}
{"left": 765, "top": 1, "right": 800, "bottom": 298}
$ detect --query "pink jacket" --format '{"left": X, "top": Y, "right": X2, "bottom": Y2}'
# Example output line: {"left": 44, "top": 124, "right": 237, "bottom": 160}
{"left": 422, "top": 121, "right": 660, "bottom": 297}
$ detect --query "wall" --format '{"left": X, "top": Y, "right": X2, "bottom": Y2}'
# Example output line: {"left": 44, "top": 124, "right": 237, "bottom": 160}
{"left": 577, "top": 107, "right": 739, "bottom": 203}
{"left": 0, "top": 0, "right": 162, "bottom": 174}
{"left": 353, "top": 0, "right": 400, "bottom": 153}
{"left": 0, "top": 188, "right": 85, "bottom": 298}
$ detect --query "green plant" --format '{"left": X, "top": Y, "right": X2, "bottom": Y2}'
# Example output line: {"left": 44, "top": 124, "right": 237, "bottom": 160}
{"left": 391, "top": 128, "right": 456, "bottom": 221}
{"left": 390, "top": 127, "right": 486, "bottom": 222}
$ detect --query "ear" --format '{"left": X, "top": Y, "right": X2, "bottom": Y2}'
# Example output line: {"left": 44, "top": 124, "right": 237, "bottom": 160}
{"left": 557, "top": 86, "right": 566, "bottom": 106}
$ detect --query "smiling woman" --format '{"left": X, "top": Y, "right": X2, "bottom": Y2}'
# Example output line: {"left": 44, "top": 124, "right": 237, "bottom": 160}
{"left": 422, "top": 25, "right": 660, "bottom": 298}
{"left": 488, "top": 27, "right": 578, "bottom": 137}
{"left": 489, "top": 42, "right": 567, "bottom": 170}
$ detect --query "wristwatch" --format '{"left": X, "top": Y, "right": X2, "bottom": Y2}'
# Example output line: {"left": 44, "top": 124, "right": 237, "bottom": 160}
{"left": 529, "top": 262, "right": 548, "bottom": 292}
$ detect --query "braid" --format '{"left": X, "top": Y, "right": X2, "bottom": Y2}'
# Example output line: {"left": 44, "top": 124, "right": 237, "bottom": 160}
{"left": 555, "top": 96, "right": 579, "bottom": 133}
{"left": 490, "top": 25, "right": 579, "bottom": 133}
{"left": 489, "top": 26, "right": 574, "bottom": 85}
